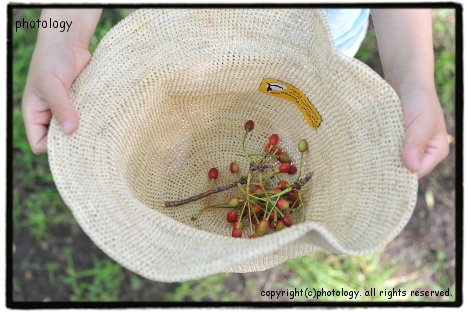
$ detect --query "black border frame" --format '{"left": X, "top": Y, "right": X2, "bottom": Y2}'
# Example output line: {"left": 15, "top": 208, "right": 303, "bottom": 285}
{"left": 6, "top": 2, "right": 463, "bottom": 308}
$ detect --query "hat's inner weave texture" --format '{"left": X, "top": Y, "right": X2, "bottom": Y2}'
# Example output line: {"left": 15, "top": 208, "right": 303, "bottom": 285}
{"left": 121, "top": 88, "right": 329, "bottom": 238}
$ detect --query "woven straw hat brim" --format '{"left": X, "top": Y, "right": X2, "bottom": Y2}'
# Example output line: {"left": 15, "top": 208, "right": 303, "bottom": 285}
{"left": 48, "top": 9, "right": 418, "bottom": 282}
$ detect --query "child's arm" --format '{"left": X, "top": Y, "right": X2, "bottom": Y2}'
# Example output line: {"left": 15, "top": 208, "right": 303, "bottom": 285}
{"left": 370, "top": 9, "right": 449, "bottom": 178}
{"left": 22, "top": 9, "right": 102, "bottom": 155}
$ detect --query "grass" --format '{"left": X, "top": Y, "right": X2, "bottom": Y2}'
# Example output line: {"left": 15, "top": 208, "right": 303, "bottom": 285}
{"left": 12, "top": 8, "right": 456, "bottom": 303}
{"left": 165, "top": 248, "right": 455, "bottom": 302}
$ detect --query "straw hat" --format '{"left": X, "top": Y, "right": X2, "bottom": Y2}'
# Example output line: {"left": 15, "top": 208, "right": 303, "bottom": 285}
{"left": 48, "top": 9, "right": 418, "bottom": 282}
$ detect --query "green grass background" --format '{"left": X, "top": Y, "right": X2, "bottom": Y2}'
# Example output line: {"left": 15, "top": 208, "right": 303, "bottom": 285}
{"left": 12, "top": 8, "right": 456, "bottom": 302}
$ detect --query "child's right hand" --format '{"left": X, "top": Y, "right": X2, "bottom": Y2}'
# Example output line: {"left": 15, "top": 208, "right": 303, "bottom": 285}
{"left": 22, "top": 9, "right": 102, "bottom": 155}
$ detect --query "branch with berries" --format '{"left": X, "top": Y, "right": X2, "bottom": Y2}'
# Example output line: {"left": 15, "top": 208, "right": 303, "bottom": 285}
{"left": 164, "top": 120, "right": 313, "bottom": 238}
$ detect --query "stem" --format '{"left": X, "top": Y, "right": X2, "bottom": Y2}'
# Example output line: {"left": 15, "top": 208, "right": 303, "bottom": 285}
{"left": 285, "top": 199, "right": 298, "bottom": 215}
{"left": 238, "top": 199, "right": 248, "bottom": 223}
{"left": 264, "top": 196, "right": 281, "bottom": 221}
{"left": 275, "top": 206, "right": 285, "bottom": 218}
{"left": 298, "top": 190, "right": 305, "bottom": 222}
{"left": 233, "top": 200, "right": 245, "bottom": 214}
{"left": 209, "top": 205, "right": 235, "bottom": 208}
{"left": 270, "top": 187, "right": 293, "bottom": 198}
{"left": 237, "top": 183, "right": 247, "bottom": 196}
{"left": 248, "top": 153, "right": 278, "bottom": 157}
{"left": 253, "top": 211, "right": 260, "bottom": 223}
{"left": 248, "top": 201, "right": 253, "bottom": 236}
{"left": 271, "top": 167, "right": 282, "bottom": 182}
{"left": 260, "top": 170, "right": 279, "bottom": 182}
{"left": 295, "top": 152, "right": 304, "bottom": 183}
{"left": 242, "top": 129, "right": 253, "bottom": 163}
{"left": 191, "top": 179, "right": 214, "bottom": 220}
{"left": 259, "top": 184, "right": 279, "bottom": 219}
{"left": 246, "top": 173, "right": 252, "bottom": 232}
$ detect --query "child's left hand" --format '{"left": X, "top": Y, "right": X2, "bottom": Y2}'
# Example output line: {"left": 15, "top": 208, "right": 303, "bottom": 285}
{"left": 371, "top": 9, "right": 450, "bottom": 178}
{"left": 394, "top": 79, "right": 449, "bottom": 178}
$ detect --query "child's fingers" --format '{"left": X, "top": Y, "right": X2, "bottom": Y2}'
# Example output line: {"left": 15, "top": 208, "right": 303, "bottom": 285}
{"left": 22, "top": 91, "right": 53, "bottom": 155}
{"left": 416, "top": 132, "right": 449, "bottom": 178}
{"left": 401, "top": 114, "right": 433, "bottom": 173}
{"left": 40, "top": 77, "right": 79, "bottom": 135}
{"left": 402, "top": 113, "right": 449, "bottom": 178}
{"left": 25, "top": 121, "right": 49, "bottom": 155}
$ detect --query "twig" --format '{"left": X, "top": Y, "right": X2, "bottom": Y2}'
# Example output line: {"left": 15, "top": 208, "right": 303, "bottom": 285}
{"left": 164, "top": 171, "right": 314, "bottom": 208}
{"left": 164, "top": 177, "right": 247, "bottom": 207}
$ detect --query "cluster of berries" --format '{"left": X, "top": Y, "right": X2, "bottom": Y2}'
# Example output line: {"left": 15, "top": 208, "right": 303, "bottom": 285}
{"left": 189, "top": 120, "right": 309, "bottom": 239}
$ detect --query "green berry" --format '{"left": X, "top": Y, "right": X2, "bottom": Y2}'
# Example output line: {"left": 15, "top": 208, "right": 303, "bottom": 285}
{"left": 256, "top": 220, "right": 270, "bottom": 236}
{"left": 278, "top": 152, "right": 291, "bottom": 163}
{"left": 276, "top": 219, "right": 286, "bottom": 231}
{"left": 228, "top": 197, "right": 240, "bottom": 207}
{"left": 298, "top": 139, "right": 308, "bottom": 152}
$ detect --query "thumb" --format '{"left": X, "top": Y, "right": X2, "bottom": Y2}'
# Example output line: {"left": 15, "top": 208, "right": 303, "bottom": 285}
{"left": 402, "top": 115, "right": 432, "bottom": 173}
{"left": 41, "top": 78, "right": 79, "bottom": 135}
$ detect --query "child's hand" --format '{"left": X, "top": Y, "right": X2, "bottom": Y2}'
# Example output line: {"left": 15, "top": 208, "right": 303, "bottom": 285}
{"left": 371, "top": 9, "right": 449, "bottom": 178}
{"left": 22, "top": 40, "right": 90, "bottom": 154}
{"left": 22, "top": 9, "right": 102, "bottom": 155}
{"left": 394, "top": 80, "right": 449, "bottom": 178}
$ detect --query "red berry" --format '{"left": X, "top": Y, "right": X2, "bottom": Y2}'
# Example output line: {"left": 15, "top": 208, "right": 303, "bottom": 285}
{"left": 250, "top": 214, "right": 258, "bottom": 224}
{"left": 227, "top": 211, "right": 237, "bottom": 223}
{"left": 269, "top": 134, "right": 279, "bottom": 145}
{"left": 276, "top": 219, "right": 286, "bottom": 231}
{"left": 269, "top": 221, "right": 276, "bottom": 229}
{"left": 279, "top": 163, "right": 292, "bottom": 173}
{"left": 264, "top": 143, "right": 272, "bottom": 153}
{"left": 288, "top": 165, "right": 298, "bottom": 175}
{"left": 276, "top": 198, "right": 290, "bottom": 210}
{"left": 244, "top": 120, "right": 254, "bottom": 132}
{"left": 208, "top": 168, "right": 218, "bottom": 180}
{"left": 288, "top": 190, "right": 298, "bottom": 203}
{"left": 269, "top": 211, "right": 276, "bottom": 222}
{"left": 278, "top": 152, "right": 291, "bottom": 163}
{"left": 249, "top": 234, "right": 258, "bottom": 239}
{"left": 233, "top": 220, "right": 243, "bottom": 229}
{"left": 251, "top": 204, "right": 262, "bottom": 215}
{"left": 274, "top": 147, "right": 283, "bottom": 155}
{"left": 230, "top": 162, "right": 239, "bottom": 173}
{"left": 256, "top": 220, "right": 270, "bottom": 236}
{"left": 272, "top": 188, "right": 282, "bottom": 195}
{"left": 232, "top": 228, "right": 242, "bottom": 238}
{"left": 278, "top": 180, "right": 289, "bottom": 190}
{"left": 253, "top": 186, "right": 263, "bottom": 195}
{"left": 282, "top": 216, "right": 293, "bottom": 227}
{"left": 292, "top": 200, "right": 300, "bottom": 208}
